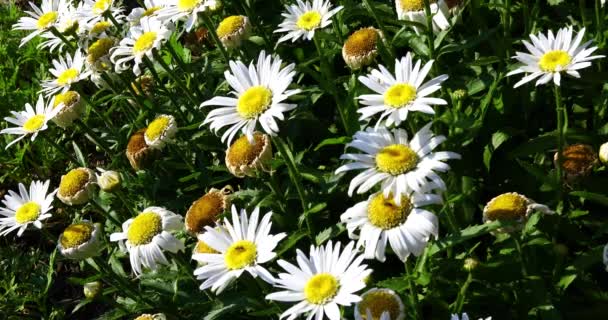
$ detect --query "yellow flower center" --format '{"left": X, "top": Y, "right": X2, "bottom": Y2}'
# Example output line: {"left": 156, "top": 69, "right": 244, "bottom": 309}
{"left": 90, "top": 21, "right": 112, "bottom": 34}
{"left": 57, "top": 68, "right": 79, "bottom": 86}
{"left": 23, "top": 114, "right": 46, "bottom": 132}
{"left": 384, "top": 83, "right": 417, "bottom": 108}
{"left": 297, "top": 11, "right": 322, "bottom": 31}
{"left": 15, "top": 201, "right": 41, "bottom": 224}
{"left": 92, "top": 0, "right": 112, "bottom": 15}
{"left": 304, "top": 273, "right": 339, "bottom": 304}
{"left": 538, "top": 50, "right": 572, "bottom": 72}
{"left": 145, "top": 116, "right": 171, "bottom": 142}
{"left": 375, "top": 144, "right": 419, "bottom": 175}
{"left": 485, "top": 193, "right": 528, "bottom": 221}
{"left": 53, "top": 91, "right": 79, "bottom": 109}
{"left": 217, "top": 15, "right": 245, "bottom": 38}
{"left": 399, "top": 0, "right": 435, "bottom": 11}
{"left": 143, "top": 6, "right": 161, "bottom": 17}
{"left": 237, "top": 86, "right": 273, "bottom": 119}
{"left": 367, "top": 193, "right": 411, "bottom": 229}
{"left": 87, "top": 38, "right": 114, "bottom": 63}
{"left": 37, "top": 11, "right": 59, "bottom": 30}
{"left": 224, "top": 240, "right": 257, "bottom": 270}
{"left": 133, "top": 32, "right": 157, "bottom": 54}
{"left": 127, "top": 212, "right": 162, "bottom": 245}
{"left": 59, "top": 168, "right": 90, "bottom": 197}
{"left": 60, "top": 222, "right": 94, "bottom": 249}
{"left": 357, "top": 290, "right": 402, "bottom": 320}
{"left": 195, "top": 239, "right": 219, "bottom": 254}
{"left": 226, "top": 133, "right": 265, "bottom": 167}
{"left": 134, "top": 315, "right": 155, "bottom": 320}
{"left": 178, "top": 0, "right": 201, "bottom": 11}
{"left": 343, "top": 28, "right": 379, "bottom": 58}
{"left": 186, "top": 192, "right": 225, "bottom": 233}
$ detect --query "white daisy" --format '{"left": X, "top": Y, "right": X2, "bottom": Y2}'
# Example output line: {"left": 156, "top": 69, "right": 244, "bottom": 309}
{"left": 335, "top": 124, "right": 460, "bottom": 205}
{"left": 156, "top": 0, "right": 219, "bottom": 32}
{"left": 11, "top": 0, "right": 67, "bottom": 47}
{"left": 341, "top": 192, "right": 439, "bottom": 262}
{"left": 603, "top": 243, "right": 608, "bottom": 272}
{"left": 358, "top": 52, "right": 448, "bottom": 127}
{"left": 482, "top": 192, "right": 554, "bottom": 233}
{"left": 37, "top": 1, "right": 80, "bottom": 52}
{"left": 109, "top": 207, "right": 185, "bottom": 275}
{"left": 395, "top": 0, "right": 451, "bottom": 34}
{"left": 265, "top": 241, "right": 372, "bottom": 320}
{"left": 354, "top": 288, "right": 405, "bottom": 320}
{"left": 275, "top": 0, "right": 343, "bottom": 43}
{"left": 201, "top": 51, "right": 301, "bottom": 145}
{"left": 1, "top": 94, "right": 61, "bottom": 149}
{"left": 450, "top": 313, "right": 492, "bottom": 320}
{"left": 193, "top": 205, "right": 286, "bottom": 293}
{"left": 0, "top": 180, "right": 56, "bottom": 237}
{"left": 57, "top": 220, "right": 103, "bottom": 260}
{"left": 76, "top": 0, "right": 125, "bottom": 25}
{"left": 40, "top": 51, "right": 91, "bottom": 97}
{"left": 127, "top": 0, "right": 165, "bottom": 26}
{"left": 507, "top": 27, "right": 604, "bottom": 88}
{"left": 144, "top": 114, "right": 178, "bottom": 149}
{"left": 110, "top": 16, "right": 172, "bottom": 75}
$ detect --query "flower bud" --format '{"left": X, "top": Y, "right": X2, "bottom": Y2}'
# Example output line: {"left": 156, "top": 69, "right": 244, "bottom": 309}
{"left": 599, "top": 142, "right": 608, "bottom": 164}
{"left": 96, "top": 168, "right": 121, "bottom": 192}
{"left": 463, "top": 257, "right": 479, "bottom": 271}
{"left": 83, "top": 281, "right": 101, "bottom": 299}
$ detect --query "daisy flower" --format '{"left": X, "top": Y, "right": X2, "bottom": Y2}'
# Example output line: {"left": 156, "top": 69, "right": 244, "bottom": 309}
{"left": 395, "top": 0, "right": 451, "bottom": 35}
{"left": 225, "top": 132, "right": 273, "bottom": 178}
{"left": 37, "top": 1, "right": 81, "bottom": 52}
{"left": 156, "top": 0, "right": 219, "bottom": 32}
{"left": 96, "top": 168, "right": 121, "bottom": 192}
{"left": 482, "top": 192, "right": 554, "bottom": 233}
{"left": 335, "top": 124, "right": 460, "bottom": 205}
{"left": 185, "top": 187, "right": 230, "bottom": 235}
{"left": 56, "top": 167, "right": 98, "bottom": 206}
{"left": 1, "top": 94, "right": 61, "bottom": 149}
{"left": 507, "top": 27, "right": 604, "bottom": 87}
{"left": 357, "top": 53, "right": 448, "bottom": 127}
{"left": 603, "top": 243, "right": 608, "bottom": 272}
{"left": 450, "top": 313, "right": 492, "bottom": 320}
{"left": 201, "top": 51, "right": 301, "bottom": 145}
{"left": 275, "top": 0, "right": 343, "bottom": 43}
{"left": 193, "top": 205, "right": 286, "bottom": 293}
{"left": 342, "top": 27, "right": 383, "bottom": 70}
{"left": 76, "top": 0, "right": 125, "bottom": 25}
{"left": 354, "top": 288, "right": 405, "bottom": 320}
{"left": 12, "top": 0, "right": 67, "bottom": 47}
{"left": 110, "top": 16, "right": 172, "bottom": 75}
{"left": 144, "top": 114, "right": 177, "bottom": 149}
{"left": 40, "top": 51, "right": 91, "bottom": 97}
{"left": 110, "top": 207, "right": 185, "bottom": 275}
{"left": 128, "top": 0, "right": 165, "bottom": 26}
{"left": 341, "top": 191, "right": 439, "bottom": 262}
{"left": 216, "top": 15, "right": 251, "bottom": 49}
{"left": 266, "top": 241, "right": 372, "bottom": 320}
{"left": 57, "top": 220, "right": 103, "bottom": 260}
{"left": 0, "top": 180, "right": 56, "bottom": 237}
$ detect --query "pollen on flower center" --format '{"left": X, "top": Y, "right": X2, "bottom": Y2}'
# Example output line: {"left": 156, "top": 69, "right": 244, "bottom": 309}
{"left": 133, "top": 32, "right": 158, "bottom": 54}
{"left": 297, "top": 11, "right": 322, "bottom": 31}
{"left": 485, "top": 193, "right": 528, "bottom": 221}
{"left": 37, "top": 11, "right": 59, "bottom": 30}
{"left": 90, "top": 21, "right": 111, "bottom": 34}
{"left": 538, "top": 50, "right": 572, "bottom": 72}
{"left": 186, "top": 192, "right": 224, "bottom": 233}
{"left": 60, "top": 222, "right": 94, "bottom": 249}
{"left": 304, "top": 273, "right": 339, "bottom": 304}
{"left": 399, "top": 0, "right": 435, "bottom": 11}
{"left": 224, "top": 240, "right": 257, "bottom": 270}
{"left": 145, "top": 116, "right": 170, "bottom": 142}
{"left": 15, "top": 201, "right": 41, "bottom": 224}
{"left": 127, "top": 212, "right": 162, "bottom": 245}
{"left": 237, "top": 86, "right": 273, "bottom": 119}
{"left": 143, "top": 6, "right": 161, "bottom": 17}
{"left": 23, "top": 114, "right": 46, "bottom": 132}
{"left": 376, "top": 144, "right": 419, "bottom": 175}
{"left": 343, "top": 28, "right": 379, "bottom": 57}
{"left": 217, "top": 16, "right": 245, "bottom": 38}
{"left": 384, "top": 83, "right": 417, "bottom": 108}
{"left": 92, "top": 0, "right": 112, "bottom": 15}
{"left": 59, "top": 168, "right": 90, "bottom": 197}
{"left": 87, "top": 38, "right": 114, "bottom": 63}
{"left": 227, "top": 133, "right": 265, "bottom": 167}
{"left": 358, "top": 290, "right": 402, "bottom": 320}
{"left": 57, "top": 68, "right": 79, "bottom": 86}
{"left": 195, "top": 239, "right": 219, "bottom": 254}
{"left": 54, "top": 91, "right": 79, "bottom": 109}
{"left": 367, "top": 193, "right": 411, "bottom": 229}
{"left": 178, "top": 0, "right": 201, "bottom": 11}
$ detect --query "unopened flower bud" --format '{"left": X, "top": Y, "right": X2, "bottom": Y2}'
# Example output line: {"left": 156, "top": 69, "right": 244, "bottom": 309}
{"left": 599, "top": 142, "right": 608, "bottom": 164}
{"left": 83, "top": 281, "right": 101, "bottom": 299}
{"left": 96, "top": 168, "right": 121, "bottom": 192}
{"left": 463, "top": 258, "right": 479, "bottom": 271}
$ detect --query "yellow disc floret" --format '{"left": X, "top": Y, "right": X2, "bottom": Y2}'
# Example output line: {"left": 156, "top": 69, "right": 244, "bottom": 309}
{"left": 217, "top": 16, "right": 245, "bottom": 38}
{"left": 178, "top": 0, "right": 201, "bottom": 11}
{"left": 37, "top": 11, "right": 59, "bottom": 30}
{"left": 23, "top": 114, "right": 46, "bottom": 132}
{"left": 92, "top": 0, "right": 112, "bottom": 14}
{"left": 367, "top": 193, "right": 411, "bottom": 229}
{"left": 297, "top": 11, "right": 322, "bottom": 31}
{"left": 90, "top": 21, "right": 112, "bottom": 34}
{"left": 60, "top": 222, "right": 94, "bottom": 249}
{"left": 226, "top": 133, "right": 265, "bottom": 167}
{"left": 133, "top": 32, "right": 157, "bottom": 54}
{"left": 59, "top": 168, "right": 90, "bottom": 197}
{"left": 384, "top": 83, "right": 417, "bottom": 108}
{"left": 375, "top": 144, "right": 419, "bottom": 175}
{"left": 224, "top": 240, "right": 257, "bottom": 270}
{"left": 143, "top": 6, "right": 161, "bottom": 17}
{"left": 57, "top": 68, "right": 79, "bottom": 86}
{"left": 304, "top": 273, "right": 339, "bottom": 304}
{"left": 343, "top": 28, "right": 379, "bottom": 58}
{"left": 87, "top": 38, "right": 114, "bottom": 63}
{"left": 237, "top": 86, "right": 273, "bottom": 119}
{"left": 195, "top": 240, "right": 219, "bottom": 254}
{"left": 15, "top": 201, "right": 41, "bottom": 224}
{"left": 145, "top": 115, "right": 171, "bottom": 142}
{"left": 358, "top": 290, "right": 402, "bottom": 320}
{"left": 134, "top": 315, "right": 155, "bottom": 320}
{"left": 539, "top": 50, "right": 572, "bottom": 72}
{"left": 127, "top": 212, "right": 162, "bottom": 245}
{"left": 485, "top": 193, "right": 528, "bottom": 221}
{"left": 399, "top": 0, "right": 435, "bottom": 11}
{"left": 186, "top": 192, "right": 225, "bottom": 233}
{"left": 53, "top": 91, "right": 80, "bottom": 109}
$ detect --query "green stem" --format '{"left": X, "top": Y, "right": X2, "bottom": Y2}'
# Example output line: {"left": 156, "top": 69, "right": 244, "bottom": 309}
{"left": 90, "top": 198, "right": 122, "bottom": 226}
{"left": 152, "top": 50, "right": 199, "bottom": 106}
{"left": 405, "top": 260, "right": 421, "bottom": 319}
{"left": 422, "top": 0, "right": 437, "bottom": 62}
{"left": 362, "top": 0, "right": 388, "bottom": 39}
{"left": 166, "top": 42, "right": 204, "bottom": 99}
{"left": 239, "top": 1, "right": 272, "bottom": 50}
{"left": 595, "top": 0, "right": 604, "bottom": 47}
{"left": 50, "top": 27, "right": 76, "bottom": 51}
{"left": 38, "top": 134, "right": 78, "bottom": 164}
{"left": 103, "top": 11, "right": 122, "bottom": 32}
{"left": 200, "top": 12, "right": 231, "bottom": 64}
{"left": 554, "top": 85, "right": 565, "bottom": 199}
{"left": 114, "top": 188, "right": 137, "bottom": 217}
{"left": 513, "top": 235, "right": 529, "bottom": 277}
{"left": 142, "top": 56, "right": 188, "bottom": 120}
{"left": 454, "top": 272, "right": 473, "bottom": 313}
{"left": 579, "top": 0, "right": 588, "bottom": 27}
{"left": 77, "top": 120, "right": 112, "bottom": 155}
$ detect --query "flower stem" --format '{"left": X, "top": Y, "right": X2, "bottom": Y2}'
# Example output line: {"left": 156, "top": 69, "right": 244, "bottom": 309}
{"left": 454, "top": 272, "right": 473, "bottom": 313}
{"left": 404, "top": 260, "right": 421, "bottom": 319}
{"left": 422, "top": 0, "right": 437, "bottom": 62}
{"left": 165, "top": 42, "right": 205, "bottom": 99}
{"left": 513, "top": 235, "right": 529, "bottom": 277}
{"left": 39, "top": 134, "right": 79, "bottom": 164}
{"left": 90, "top": 198, "right": 122, "bottom": 226}
{"left": 49, "top": 27, "right": 76, "bottom": 52}
{"left": 362, "top": 0, "right": 388, "bottom": 41}
{"left": 200, "top": 12, "right": 231, "bottom": 64}
{"left": 152, "top": 51, "right": 199, "bottom": 106}
{"left": 77, "top": 120, "right": 112, "bottom": 155}
{"left": 142, "top": 56, "right": 189, "bottom": 121}
{"left": 554, "top": 85, "right": 565, "bottom": 199}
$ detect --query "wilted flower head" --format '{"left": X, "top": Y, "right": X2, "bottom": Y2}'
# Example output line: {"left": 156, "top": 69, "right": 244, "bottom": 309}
{"left": 57, "top": 167, "right": 97, "bottom": 206}
{"left": 185, "top": 187, "right": 231, "bottom": 235}
{"left": 216, "top": 15, "right": 251, "bottom": 49}
{"left": 225, "top": 133, "right": 272, "bottom": 178}
{"left": 342, "top": 27, "right": 383, "bottom": 70}
{"left": 555, "top": 144, "right": 598, "bottom": 181}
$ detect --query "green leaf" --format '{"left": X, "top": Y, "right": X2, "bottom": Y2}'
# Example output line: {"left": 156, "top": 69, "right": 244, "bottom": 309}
{"left": 569, "top": 191, "right": 608, "bottom": 207}
{"left": 277, "top": 230, "right": 307, "bottom": 256}
{"left": 72, "top": 141, "right": 86, "bottom": 167}
{"left": 428, "top": 221, "right": 509, "bottom": 256}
